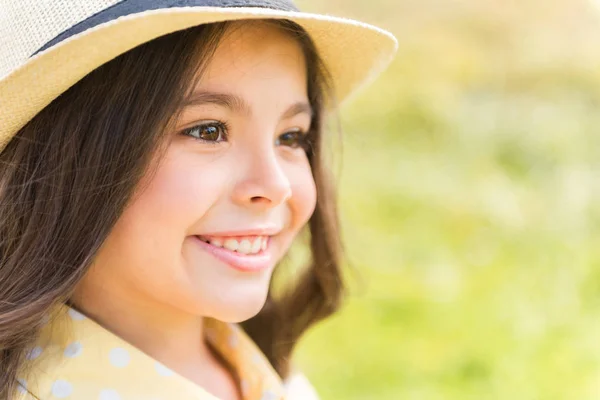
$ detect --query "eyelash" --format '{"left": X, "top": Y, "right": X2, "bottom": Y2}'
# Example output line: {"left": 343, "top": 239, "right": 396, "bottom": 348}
{"left": 180, "top": 120, "right": 230, "bottom": 145}
{"left": 180, "top": 120, "right": 313, "bottom": 151}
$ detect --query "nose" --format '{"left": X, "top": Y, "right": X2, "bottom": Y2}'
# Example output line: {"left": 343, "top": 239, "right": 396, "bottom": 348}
{"left": 231, "top": 149, "right": 292, "bottom": 209}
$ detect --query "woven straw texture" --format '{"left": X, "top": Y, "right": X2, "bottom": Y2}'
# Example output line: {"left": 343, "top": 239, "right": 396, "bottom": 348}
{"left": 0, "top": 0, "right": 122, "bottom": 78}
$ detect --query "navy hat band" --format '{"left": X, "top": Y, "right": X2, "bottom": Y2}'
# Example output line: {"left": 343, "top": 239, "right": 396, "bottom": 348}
{"left": 36, "top": 0, "right": 298, "bottom": 55}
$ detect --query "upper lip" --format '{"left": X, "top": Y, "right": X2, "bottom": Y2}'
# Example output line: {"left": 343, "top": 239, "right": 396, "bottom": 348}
{"left": 195, "top": 226, "right": 282, "bottom": 237}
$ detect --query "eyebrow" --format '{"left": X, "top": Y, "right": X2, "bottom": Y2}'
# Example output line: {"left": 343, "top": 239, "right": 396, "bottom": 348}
{"left": 182, "top": 90, "right": 313, "bottom": 120}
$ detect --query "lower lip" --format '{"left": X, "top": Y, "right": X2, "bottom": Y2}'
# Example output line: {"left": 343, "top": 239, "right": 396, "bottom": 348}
{"left": 192, "top": 236, "right": 273, "bottom": 273}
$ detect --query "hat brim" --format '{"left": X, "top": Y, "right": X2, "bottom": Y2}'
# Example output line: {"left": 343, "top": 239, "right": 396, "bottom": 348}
{"left": 0, "top": 7, "right": 398, "bottom": 151}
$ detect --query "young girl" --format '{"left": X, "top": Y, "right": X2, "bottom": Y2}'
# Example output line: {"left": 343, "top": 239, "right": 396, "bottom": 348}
{"left": 0, "top": 1, "right": 397, "bottom": 399}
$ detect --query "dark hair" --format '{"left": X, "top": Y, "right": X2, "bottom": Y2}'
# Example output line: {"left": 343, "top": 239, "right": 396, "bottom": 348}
{"left": 0, "top": 19, "right": 344, "bottom": 398}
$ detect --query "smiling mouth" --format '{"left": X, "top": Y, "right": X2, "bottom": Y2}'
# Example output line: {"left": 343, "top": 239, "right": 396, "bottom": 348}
{"left": 196, "top": 235, "right": 269, "bottom": 255}
{"left": 193, "top": 235, "right": 273, "bottom": 272}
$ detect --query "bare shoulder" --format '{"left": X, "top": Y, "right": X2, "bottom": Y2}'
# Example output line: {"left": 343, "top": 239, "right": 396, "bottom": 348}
{"left": 283, "top": 372, "right": 320, "bottom": 400}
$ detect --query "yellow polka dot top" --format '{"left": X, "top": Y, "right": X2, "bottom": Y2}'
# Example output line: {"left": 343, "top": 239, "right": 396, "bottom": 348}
{"left": 17, "top": 305, "right": 286, "bottom": 400}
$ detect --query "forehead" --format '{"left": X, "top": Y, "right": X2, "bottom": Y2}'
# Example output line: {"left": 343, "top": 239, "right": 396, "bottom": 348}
{"left": 197, "top": 21, "right": 308, "bottom": 94}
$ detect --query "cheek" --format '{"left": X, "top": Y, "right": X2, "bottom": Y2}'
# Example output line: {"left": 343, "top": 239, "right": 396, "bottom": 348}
{"left": 288, "top": 161, "right": 317, "bottom": 229}
{"left": 109, "top": 151, "right": 224, "bottom": 269}
{"left": 130, "top": 151, "right": 223, "bottom": 233}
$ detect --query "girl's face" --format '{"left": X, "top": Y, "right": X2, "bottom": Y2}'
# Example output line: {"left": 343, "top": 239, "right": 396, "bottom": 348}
{"left": 76, "top": 22, "right": 317, "bottom": 322}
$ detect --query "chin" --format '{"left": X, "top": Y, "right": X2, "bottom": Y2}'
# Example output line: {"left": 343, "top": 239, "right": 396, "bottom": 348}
{"left": 202, "top": 284, "right": 270, "bottom": 323}
{"left": 211, "top": 299, "right": 267, "bottom": 323}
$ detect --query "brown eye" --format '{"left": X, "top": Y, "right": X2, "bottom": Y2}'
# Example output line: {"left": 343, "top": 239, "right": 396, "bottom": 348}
{"left": 276, "top": 130, "right": 309, "bottom": 149}
{"left": 182, "top": 122, "right": 227, "bottom": 142}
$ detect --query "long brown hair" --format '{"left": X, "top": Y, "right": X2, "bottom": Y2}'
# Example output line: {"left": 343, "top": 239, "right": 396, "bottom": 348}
{"left": 0, "top": 19, "right": 343, "bottom": 398}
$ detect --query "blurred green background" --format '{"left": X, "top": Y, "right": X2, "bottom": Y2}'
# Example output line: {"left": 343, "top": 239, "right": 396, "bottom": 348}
{"left": 293, "top": 0, "right": 600, "bottom": 399}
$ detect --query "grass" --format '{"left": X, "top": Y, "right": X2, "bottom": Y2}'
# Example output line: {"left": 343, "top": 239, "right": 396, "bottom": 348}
{"left": 292, "top": 0, "right": 600, "bottom": 398}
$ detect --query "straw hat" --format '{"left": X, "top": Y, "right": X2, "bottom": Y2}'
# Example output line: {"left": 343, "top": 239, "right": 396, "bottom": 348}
{"left": 0, "top": 0, "right": 398, "bottom": 152}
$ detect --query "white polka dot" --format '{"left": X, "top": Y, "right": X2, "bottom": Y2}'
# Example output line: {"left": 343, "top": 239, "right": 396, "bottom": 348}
{"left": 252, "top": 353, "right": 263, "bottom": 364}
{"left": 52, "top": 380, "right": 73, "bottom": 398}
{"left": 240, "top": 380, "right": 249, "bottom": 396}
{"left": 109, "top": 348, "right": 130, "bottom": 368}
{"left": 26, "top": 346, "right": 43, "bottom": 360}
{"left": 98, "top": 389, "right": 121, "bottom": 400}
{"left": 17, "top": 378, "right": 27, "bottom": 393}
{"left": 260, "top": 390, "right": 278, "bottom": 400}
{"left": 41, "top": 314, "right": 50, "bottom": 325}
{"left": 68, "top": 309, "right": 86, "bottom": 321}
{"left": 64, "top": 341, "right": 83, "bottom": 358}
{"left": 155, "top": 362, "right": 175, "bottom": 377}
{"left": 228, "top": 333, "right": 238, "bottom": 348}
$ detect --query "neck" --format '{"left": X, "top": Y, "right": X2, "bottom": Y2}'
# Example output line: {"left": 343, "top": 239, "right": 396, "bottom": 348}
{"left": 69, "top": 282, "right": 214, "bottom": 376}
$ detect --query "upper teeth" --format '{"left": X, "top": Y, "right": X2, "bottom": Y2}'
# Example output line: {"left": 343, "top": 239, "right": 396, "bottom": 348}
{"left": 202, "top": 236, "right": 268, "bottom": 255}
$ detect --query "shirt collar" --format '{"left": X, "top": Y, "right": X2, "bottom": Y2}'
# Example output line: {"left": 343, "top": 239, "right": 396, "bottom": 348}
{"left": 20, "top": 304, "right": 285, "bottom": 400}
